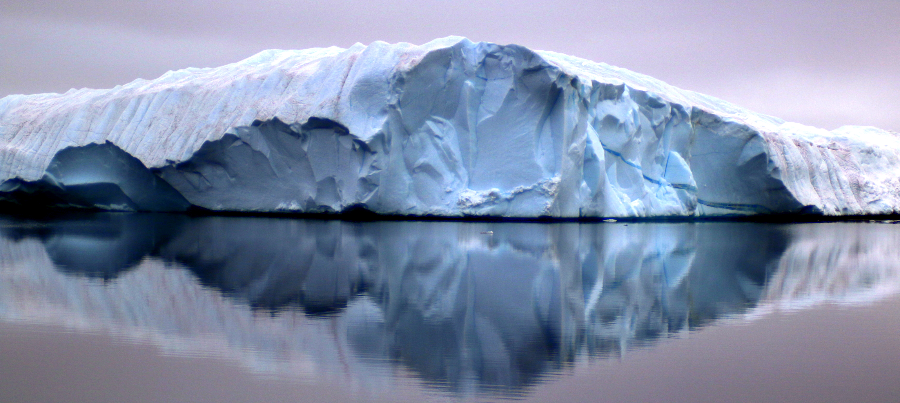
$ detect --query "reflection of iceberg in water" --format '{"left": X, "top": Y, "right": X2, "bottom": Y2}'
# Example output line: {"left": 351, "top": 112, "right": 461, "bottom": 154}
{"left": 756, "top": 223, "right": 900, "bottom": 311}
{"left": 576, "top": 223, "right": 782, "bottom": 358}
{"left": 0, "top": 215, "right": 898, "bottom": 396}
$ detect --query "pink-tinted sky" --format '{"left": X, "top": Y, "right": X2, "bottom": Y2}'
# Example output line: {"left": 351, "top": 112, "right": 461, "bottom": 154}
{"left": 2, "top": 0, "right": 898, "bottom": 131}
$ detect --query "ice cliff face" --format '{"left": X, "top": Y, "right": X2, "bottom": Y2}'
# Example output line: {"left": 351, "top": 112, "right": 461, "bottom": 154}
{"left": 2, "top": 37, "right": 899, "bottom": 217}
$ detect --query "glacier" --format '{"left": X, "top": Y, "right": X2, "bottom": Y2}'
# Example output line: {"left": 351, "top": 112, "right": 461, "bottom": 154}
{"left": 1, "top": 36, "right": 899, "bottom": 218}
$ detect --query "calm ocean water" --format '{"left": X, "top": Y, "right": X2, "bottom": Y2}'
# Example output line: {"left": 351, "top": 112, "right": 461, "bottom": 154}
{"left": 1, "top": 214, "right": 899, "bottom": 402}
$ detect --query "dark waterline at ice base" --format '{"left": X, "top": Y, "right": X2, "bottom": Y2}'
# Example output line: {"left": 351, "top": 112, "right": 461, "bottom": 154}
{"left": 1, "top": 214, "right": 899, "bottom": 402}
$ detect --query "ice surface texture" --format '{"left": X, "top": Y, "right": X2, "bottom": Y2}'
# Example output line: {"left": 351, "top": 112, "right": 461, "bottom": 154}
{"left": 2, "top": 37, "right": 899, "bottom": 217}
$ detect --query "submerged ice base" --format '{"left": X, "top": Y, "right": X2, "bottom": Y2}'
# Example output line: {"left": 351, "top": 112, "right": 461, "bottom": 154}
{"left": 2, "top": 37, "right": 899, "bottom": 217}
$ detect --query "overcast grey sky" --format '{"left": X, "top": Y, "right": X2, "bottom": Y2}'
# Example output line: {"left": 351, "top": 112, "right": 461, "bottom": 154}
{"left": 2, "top": 0, "right": 898, "bottom": 131}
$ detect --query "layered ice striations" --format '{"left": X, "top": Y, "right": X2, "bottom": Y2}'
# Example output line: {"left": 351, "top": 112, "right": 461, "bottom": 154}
{"left": 2, "top": 37, "right": 899, "bottom": 217}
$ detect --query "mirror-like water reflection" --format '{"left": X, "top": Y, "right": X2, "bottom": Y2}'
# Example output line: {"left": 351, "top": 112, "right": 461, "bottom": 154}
{"left": 1, "top": 214, "right": 899, "bottom": 399}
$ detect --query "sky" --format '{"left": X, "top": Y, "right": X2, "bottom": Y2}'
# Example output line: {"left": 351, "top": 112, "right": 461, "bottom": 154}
{"left": 2, "top": 0, "right": 898, "bottom": 131}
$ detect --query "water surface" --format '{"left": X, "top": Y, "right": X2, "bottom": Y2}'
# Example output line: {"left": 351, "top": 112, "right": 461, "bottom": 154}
{"left": 1, "top": 214, "right": 899, "bottom": 402}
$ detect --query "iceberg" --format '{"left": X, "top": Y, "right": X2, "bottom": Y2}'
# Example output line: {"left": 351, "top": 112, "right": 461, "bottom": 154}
{"left": 1, "top": 37, "right": 899, "bottom": 218}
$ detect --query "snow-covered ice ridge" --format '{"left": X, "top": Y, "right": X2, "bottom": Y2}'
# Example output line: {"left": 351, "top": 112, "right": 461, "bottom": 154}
{"left": 2, "top": 37, "right": 899, "bottom": 217}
